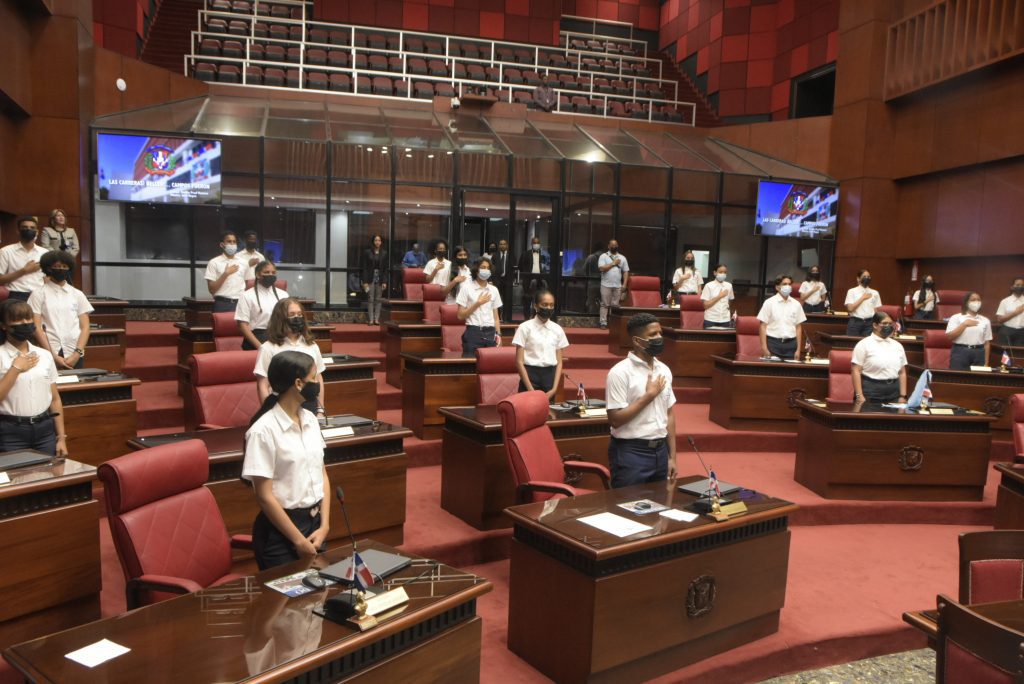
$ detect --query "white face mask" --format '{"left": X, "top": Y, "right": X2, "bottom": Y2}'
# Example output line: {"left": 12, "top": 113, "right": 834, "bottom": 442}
{"left": 715, "top": 273, "right": 727, "bottom": 282}
{"left": 779, "top": 285, "right": 792, "bottom": 297}
{"left": 967, "top": 300, "right": 982, "bottom": 313}
{"left": 478, "top": 269, "right": 491, "bottom": 281}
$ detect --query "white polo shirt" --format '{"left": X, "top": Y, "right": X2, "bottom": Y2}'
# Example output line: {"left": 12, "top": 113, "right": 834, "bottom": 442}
{"left": 852, "top": 334, "right": 908, "bottom": 381}
{"left": 204, "top": 253, "right": 247, "bottom": 299}
{"left": 700, "top": 280, "right": 734, "bottom": 323}
{"left": 799, "top": 280, "right": 827, "bottom": 306}
{"left": 757, "top": 293, "right": 807, "bottom": 339}
{"left": 845, "top": 285, "right": 882, "bottom": 318}
{"left": 234, "top": 286, "right": 288, "bottom": 330}
{"left": 240, "top": 248, "right": 266, "bottom": 281}
{"left": 912, "top": 289, "right": 939, "bottom": 313}
{"left": 946, "top": 313, "right": 993, "bottom": 346}
{"left": 242, "top": 403, "right": 326, "bottom": 509}
{"left": 598, "top": 253, "right": 629, "bottom": 289}
{"left": 512, "top": 317, "right": 569, "bottom": 367}
{"left": 672, "top": 267, "right": 703, "bottom": 294}
{"left": 997, "top": 294, "right": 1024, "bottom": 329}
{"left": 423, "top": 258, "right": 451, "bottom": 288}
{"left": 606, "top": 352, "right": 676, "bottom": 440}
{"left": 0, "top": 341, "right": 57, "bottom": 417}
{"left": 455, "top": 279, "right": 502, "bottom": 327}
{"left": 28, "top": 280, "right": 94, "bottom": 356}
{"left": 254, "top": 337, "right": 327, "bottom": 378}
{"left": 0, "top": 243, "right": 48, "bottom": 293}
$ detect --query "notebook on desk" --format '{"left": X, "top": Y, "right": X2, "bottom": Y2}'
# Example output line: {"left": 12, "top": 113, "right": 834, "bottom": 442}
{"left": 324, "top": 415, "right": 374, "bottom": 428}
{"left": 319, "top": 548, "right": 411, "bottom": 583}
{"left": 0, "top": 450, "right": 52, "bottom": 472}
{"left": 57, "top": 368, "right": 108, "bottom": 377}
{"left": 678, "top": 479, "right": 742, "bottom": 497}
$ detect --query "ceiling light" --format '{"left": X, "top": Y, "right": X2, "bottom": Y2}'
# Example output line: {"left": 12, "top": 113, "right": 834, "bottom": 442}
{"left": 427, "top": 154, "right": 434, "bottom": 159}
{"left": 405, "top": 153, "right": 412, "bottom": 158}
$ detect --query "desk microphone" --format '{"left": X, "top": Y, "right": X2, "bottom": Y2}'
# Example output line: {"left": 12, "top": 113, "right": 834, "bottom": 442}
{"left": 335, "top": 486, "right": 359, "bottom": 554}
{"left": 687, "top": 437, "right": 719, "bottom": 513}
{"left": 563, "top": 371, "right": 588, "bottom": 408}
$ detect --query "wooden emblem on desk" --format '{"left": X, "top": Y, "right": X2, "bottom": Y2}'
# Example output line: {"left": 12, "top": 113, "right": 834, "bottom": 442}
{"left": 983, "top": 397, "right": 1006, "bottom": 418}
{"left": 899, "top": 445, "right": 925, "bottom": 472}
{"left": 687, "top": 574, "right": 716, "bottom": 618}
{"left": 787, "top": 388, "right": 807, "bottom": 409}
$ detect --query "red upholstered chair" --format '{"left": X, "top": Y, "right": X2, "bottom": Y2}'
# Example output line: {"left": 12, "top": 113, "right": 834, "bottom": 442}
{"left": 476, "top": 347, "right": 519, "bottom": 405}
{"left": 403, "top": 268, "right": 427, "bottom": 301}
{"left": 211, "top": 312, "right": 244, "bottom": 352}
{"left": 626, "top": 276, "right": 662, "bottom": 307}
{"left": 0, "top": 286, "right": 9, "bottom": 302}
{"left": 958, "top": 531, "right": 1024, "bottom": 605}
{"left": 1012, "top": 394, "right": 1024, "bottom": 462}
{"left": 678, "top": 295, "right": 704, "bottom": 329}
{"left": 244, "top": 278, "right": 288, "bottom": 290}
{"left": 938, "top": 290, "right": 970, "bottom": 320}
{"left": 735, "top": 316, "right": 762, "bottom": 360}
{"left": 440, "top": 304, "right": 464, "bottom": 352}
{"left": 189, "top": 350, "right": 260, "bottom": 429}
{"left": 98, "top": 439, "right": 251, "bottom": 609}
{"left": 423, "top": 284, "right": 445, "bottom": 323}
{"left": 496, "top": 390, "right": 610, "bottom": 503}
{"left": 827, "top": 350, "right": 854, "bottom": 402}
{"left": 935, "top": 593, "right": 1024, "bottom": 683}
{"left": 877, "top": 304, "right": 902, "bottom": 328}
{"left": 924, "top": 329, "right": 953, "bottom": 369}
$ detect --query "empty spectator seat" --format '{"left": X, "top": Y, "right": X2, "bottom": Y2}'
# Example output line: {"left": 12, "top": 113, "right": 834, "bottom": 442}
{"left": 504, "top": 68, "right": 523, "bottom": 84}
{"left": 435, "top": 82, "right": 455, "bottom": 98}
{"left": 306, "top": 48, "right": 327, "bottom": 65}
{"left": 428, "top": 60, "right": 448, "bottom": 77}
{"left": 269, "top": 24, "right": 286, "bottom": 40}
{"left": 286, "top": 47, "right": 301, "bottom": 63}
{"left": 264, "top": 44, "right": 285, "bottom": 62}
{"left": 368, "top": 54, "right": 388, "bottom": 71}
{"left": 394, "top": 79, "right": 409, "bottom": 97}
{"left": 485, "top": 67, "right": 500, "bottom": 82}
{"left": 356, "top": 76, "right": 372, "bottom": 93}
{"left": 388, "top": 56, "right": 404, "bottom": 72}
{"left": 368, "top": 34, "right": 387, "bottom": 49}
{"left": 572, "top": 96, "right": 592, "bottom": 113}
{"left": 327, "top": 50, "right": 348, "bottom": 68}
{"left": 306, "top": 71, "right": 328, "bottom": 90}
{"left": 514, "top": 91, "right": 534, "bottom": 108}
{"left": 194, "top": 63, "right": 217, "bottom": 81}
{"left": 227, "top": 20, "right": 248, "bottom": 36}
{"left": 199, "top": 39, "right": 221, "bottom": 56}
{"left": 328, "top": 30, "right": 349, "bottom": 46}
{"left": 408, "top": 58, "right": 428, "bottom": 75}
{"left": 244, "top": 65, "right": 263, "bottom": 84}
{"left": 308, "top": 28, "right": 328, "bottom": 44}
{"left": 405, "top": 37, "right": 424, "bottom": 53}
{"left": 264, "top": 67, "right": 285, "bottom": 86}
{"left": 328, "top": 72, "right": 351, "bottom": 91}
{"left": 414, "top": 81, "right": 434, "bottom": 98}
{"left": 372, "top": 76, "right": 393, "bottom": 95}
{"left": 424, "top": 40, "right": 443, "bottom": 55}
{"left": 286, "top": 69, "right": 300, "bottom": 87}
{"left": 514, "top": 48, "right": 532, "bottom": 64}
{"left": 559, "top": 74, "right": 577, "bottom": 90}
{"left": 217, "top": 64, "right": 241, "bottom": 83}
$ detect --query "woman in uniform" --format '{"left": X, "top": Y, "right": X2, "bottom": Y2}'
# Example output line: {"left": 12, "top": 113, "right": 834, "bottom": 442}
{"left": 844, "top": 269, "right": 882, "bottom": 337}
{"left": 513, "top": 289, "right": 569, "bottom": 399}
{"left": 361, "top": 234, "right": 387, "bottom": 327}
{"left": 444, "top": 245, "right": 472, "bottom": 305}
{"left": 254, "top": 298, "right": 326, "bottom": 418}
{"left": 910, "top": 276, "right": 939, "bottom": 320}
{"left": 996, "top": 277, "right": 1024, "bottom": 348}
{"left": 946, "top": 292, "right": 992, "bottom": 370}
{"left": 423, "top": 240, "right": 450, "bottom": 295}
{"left": 851, "top": 311, "right": 908, "bottom": 404}
{"left": 672, "top": 250, "right": 703, "bottom": 297}
{"left": 235, "top": 261, "right": 287, "bottom": 350}
{"left": 799, "top": 266, "right": 827, "bottom": 313}
{"left": 700, "top": 263, "right": 734, "bottom": 328}
{"left": 456, "top": 257, "right": 502, "bottom": 357}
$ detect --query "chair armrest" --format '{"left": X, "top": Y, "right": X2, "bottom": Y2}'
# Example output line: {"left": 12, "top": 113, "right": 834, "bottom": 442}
{"left": 127, "top": 574, "right": 203, "bottom": 610}
{"left": 563, "top": 459, "right": 612, "bottom": 490}
{"left": 518, "top": 481, "right": 577, "bottom": 503}
{"left": 198, "top": 423, "right": 225, "bottom": 430}
{"left": 231, "top": 534, "right": 253, "bottom": 550}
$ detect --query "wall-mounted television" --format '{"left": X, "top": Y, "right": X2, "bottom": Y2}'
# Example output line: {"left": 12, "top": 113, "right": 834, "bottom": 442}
{"left": 95, "top": 132, "right": 222, "bottom": 204}
{"left": 754, "top": 180, "right": 838, "bottom": 240}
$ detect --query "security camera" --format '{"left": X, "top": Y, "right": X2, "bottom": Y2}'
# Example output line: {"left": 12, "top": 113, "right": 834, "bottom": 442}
{"left": 450, "top": 97, "right": 460, "bottom": 110}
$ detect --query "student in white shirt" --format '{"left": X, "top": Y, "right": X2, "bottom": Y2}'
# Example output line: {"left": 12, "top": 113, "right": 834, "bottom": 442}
{"left": 757, "top": 274, "right": 807, "bottom": 360}
{"left": 0, "top": 300, "right": 67, "bottom": 457}
{"left": 606, "top": 313, "right": 677, "bottom": 487}
{"left": 254, "top": 298, "right": 326, "bottom": 418}
{"left": 205, "top": 231, "right": 247, "bottom": 313}
{"left": 672, "top": 250, "right": 703, "bottom": 295}
{"left": 456, "top": 257, "right": 502, "bottom": 358}
{"left": 0, "top": 216, "right": 48, "bottom": 301}
{"left": 442, "top": 245, "right": 472, "bottom": 305}
{"left": 946, "top": 292, "right": 992, "bottom": 370}
{"left": 597, "top": 239, "right": 629, "bottom": 329}
{"left": 513, "top": 289, "right": 569, "bottom": 398}
{"left": 243, "top": 351, "right": 330, "bottom": 570}
{"left": 799, "top": 266, "right": 828, "bottom": 313}
{"left": 851, "top": 311, "right": 908, "bottom": 404}
{"left": 700, "top": 263, "right": 734, "bottom": 328}
{"left": 844, "top": 269, "right": 882, "bottom": 337}
{"left": 423, "top": 240, "right": 452, "bottom": 300}
{"left": 240, "top": 230, "right": 266, "bottom": 282}
{"left": 28, "top": 251, "right": 93, "bottom": 370}
{"left": 996, "top": 278, "right": 1024, "bottom": 348}
{"left": 235, "top": 261, "right": 288, "bottom": 350}
{"left": 911, "top": 275, "right": 939, "bottom": 320}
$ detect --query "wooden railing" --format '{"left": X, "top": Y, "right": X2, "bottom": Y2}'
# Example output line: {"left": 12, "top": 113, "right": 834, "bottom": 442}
{"left": 884, "top": 0, "right": 1024, "bottom": 100}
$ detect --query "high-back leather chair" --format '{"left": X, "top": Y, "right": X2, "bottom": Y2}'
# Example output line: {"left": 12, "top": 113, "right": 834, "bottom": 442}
{"left": 1012, "top": 394, "right": 1024, "bottom": 462}
{"left": 403, "top": 268, "right": 427, "bottom": 301}
{"left": 189, "top": 350, "right": 260, "bottom": 429}
{"left": 244, "top": 278, "right": 288, "bottom": 290}
{"left": 958, "top": 530, "right": 1024, "bottom": 605}
{"left": 476, "top": 346, "right": 519, "bottom": 405}
{"left": 440, "top": 303, "right": 464, "bottom": 352}
{"left": 678, "top": 295, "right": 704, "bottom": 329}
{"left": 423, "top": 284, "right": 445, "bottom": 323}
{"left": 877, "top": 304, "right": 901, "bottom": 327}
{"left": 626, "top": 276, "right": 661, "bottom": 307}
{"left": 211, "top": 312, "right": 244, "bottom": 352}
{"left": 924, "top": 329, "right": 953, "bottom": 369}
{"left": 827, "top": 350, "right": 854, "bottom": 402}
{"left": 496, "top": 390, "right": 610, "bottom": 503}
{"left": 935, "top": 593, "right": 1024, "bottom": 683}
{"left": 98, "top": 439, "right": 251, "bottom": 609}
{"left": 735, "top": 316, "right": 762, "bottom": 360}
{"left": 937, "top": 290, "right": 970, "bottom": 320}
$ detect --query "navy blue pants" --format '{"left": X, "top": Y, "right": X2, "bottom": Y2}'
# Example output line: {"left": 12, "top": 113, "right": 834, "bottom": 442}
{"left": 802, "top": 302, "right": 826, "bottom": 313}
{"left": 609, "top": 437, "right": 669, "bottom": 488}
{"left": 846, "top": 317, "right": 872, "bottom": 337}
{"left": 462, "top": 325, "right": 497, "bottom": 358}
{"left": 6, "top": 291, "right": 29, "bottom": 302}
{"left": 703, "top": 319, "right": 733, "bottom": 329}
{"left": 212, "top": 296, "right": 238, "bottom": 313}
{"left": 950, "top": 344, "right": 984, "bottom": 371}
{"left": 767, "top": 336, "right": 797, "bottom": 360}
{"left": 0, "top": 415, "right": 56, "bottom": 456}
{"left": 252, "top": 505, "right": 323, "bottom": 571}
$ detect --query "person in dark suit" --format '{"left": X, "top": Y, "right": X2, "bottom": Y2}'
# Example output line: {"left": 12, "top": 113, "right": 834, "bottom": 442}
{"left": 361, "top": 235, "right": 387, "bottom": 326}
{"left": 490, "top": 239, "right": 512, "bottom": 322}
{"left": 517, "top": 237, "right": 550, "bottom": 321}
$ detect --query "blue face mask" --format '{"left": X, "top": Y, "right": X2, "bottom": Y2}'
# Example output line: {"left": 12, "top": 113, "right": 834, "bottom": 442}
{"left": 780, "top": 285, "right": 792, "bottom": 297}
{"left": 224, "top": 244, "right": 238, "bottom": 256}
{"left": 715, "top": 273, "right": 727, "bottom": 282}
{"left": 478, "top": 269, "right": 491, "bottom": 281}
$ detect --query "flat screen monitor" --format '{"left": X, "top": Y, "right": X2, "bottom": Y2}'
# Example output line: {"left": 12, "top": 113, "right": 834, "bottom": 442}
{"left": 96, "top": 132, "right": 222, "bottom": 204}
{"left": 754, "top": 180, "right": 837, "bottom": 240}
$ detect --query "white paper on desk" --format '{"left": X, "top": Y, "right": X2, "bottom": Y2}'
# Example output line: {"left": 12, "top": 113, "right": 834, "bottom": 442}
{"left": 55, "top": 375, "right": 80, "bottom": 385}
{"left": 0, "top": 472, "right": 9, "bottom": 485}
{"left": 65, "top": 639, "right": 130, "bottom": 668}
{"left": 321, "top": 426, "right": 355, "bottom": 438}
{"left": 660, "top": 509, "right": 699, "bottom": 523}
{"left": 970, "top": 365, "right": 993, "bottom": 373}
{"left": 882, "top": 403, "right": 908, "bottom": 409}
{"left": 577, "top": 512, "right": 651, "bottom": 538}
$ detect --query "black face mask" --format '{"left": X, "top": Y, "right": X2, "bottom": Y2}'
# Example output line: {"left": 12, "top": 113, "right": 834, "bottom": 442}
{"left": 436, "top": 251, "right": 447, "bottom": 259}
{"left": 287, "top": 316, "right": 305, "bottom": 332}
{"left": 809, "top": 272, "right": 820, "bottom": 280}
{"left": 860, "top": 277, "right": 872, "bottom": 286}
{"left": 879, "top": 324, "right": 894, "bottom": 338}
{"left": 9, "top": 323, "right": 36, "bottom": 341}
{"left": 924, "top": 281, "right": 934, "bottom": 289}
{"left": 536, "top": 307, "right": 553, "bottom": 320}
{"left": 245, "top": 242, "right": 258, "bottom": 251}
{"left": 299, "top": 380, "right": 320, "bottom": 403}
{"left": 19, "top": 228, "right": 37, "bottom": 242}
{"left": 684, "top": 259, "right": 694, "bottom": 266}
{"left": 1013, "top": 286, "right": 1024, "bottom": 296}
{"left": 259, "top": 274, "right": 278, "bottom": 288}
{"left": 609, "top": 247, "right": 618, "bottom": 254}
{"left": 48, "top": 269, "right": 71, "bottom": 283}
{"left": 456, "top": 257, "right": 468, "bottom": 266}
{"left": 639, "top": 336, "right": 664, "bottom": 357}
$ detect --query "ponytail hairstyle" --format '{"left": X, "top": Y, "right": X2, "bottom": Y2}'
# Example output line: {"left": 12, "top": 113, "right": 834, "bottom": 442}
{"left": 0, "top": 300, "right": 34, "bottom": 345}
{"left": 254, "top": 260, "right": 280, "bottom": 311}
{"left": 249, "top": 350, "right": 315, "bottom": 426}
{"left": 449, "top": 245, "right": 469, "bottom": 298}
{"left": 267, "top": 297, "right": 314, "bottom": 346}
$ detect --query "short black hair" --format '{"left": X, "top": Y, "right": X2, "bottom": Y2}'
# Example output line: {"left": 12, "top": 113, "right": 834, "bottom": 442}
{"left": 627, "top": 312, "right": 659, "bottom": 336}
{"left": 40, "top": 250, "right": 74, "bottom": 270}
{"left": 774, "top": 273, "right": 793, "bottom": 286}
{"left": 871, "top": 311, "right": 891, "bottom": 325}
{"left": 242, "top": 229, "right": 258, "bottom": 239}
{"left": 15, "top": 215, "right": 37, "bottom": 228}
{"left": 221, "top": 230, "right": 237, "bottom": 242}
{"left": 533, "top": 288, "right": 554, "bottom": 305}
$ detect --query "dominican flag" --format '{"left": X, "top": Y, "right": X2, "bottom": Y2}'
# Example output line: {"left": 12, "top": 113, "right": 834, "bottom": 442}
{"left": 346, "top": 551, "right": 375, "bottom": 591}
{"left": 708, "top": 469, "right": 722, "bottom": 497}
{"left": 1003, "top": 350, "right": 1012, "bottom": 367}
{"left": 577, "top": 381, "right": 587, "bottom": 405}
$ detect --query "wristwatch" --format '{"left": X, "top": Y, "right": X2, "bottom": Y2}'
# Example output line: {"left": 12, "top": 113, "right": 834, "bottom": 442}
{"left": 74, "top": 347, "right": 85, "bottom": 358}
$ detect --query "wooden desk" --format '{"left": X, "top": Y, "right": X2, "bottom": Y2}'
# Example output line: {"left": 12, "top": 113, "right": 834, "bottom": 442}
{"left": 994, "top": 463, "right": 1024, "bottom": 529}
{"left": 3, "top": 541, "right": 491, "bottom": 684}
{"left": 818, "top": 332, "right": 924, "bottom": 366}
{"left": 794, "top": 399, "right": 992, "bottom": 501}
{"left": 908, "top": 364, "right": 1024, "bottom": 442}
{"left": 904, "top": 599, "right": 1024, "bottom": 647}
{"left": 60, "top": 374, "right": 141, "bottom": 467}
{"left": 401, "top": 352, "right": 476, "bottom": 440}
{"left": 379, "top": 299, "right": 425, "bottom": 351}
{"left": 506, "top": 479, "right": 797, "bottom": 684}
{"left": 176, "top": 322, "right": 333, "bottom": 366}
{"left": 86, "top": 296, "right": 128, "bottom": 330}
{"left": 384, "top": 323, "right": 517, "bottom": 388}
{"left": 709, "top": 355, "right": 830, "bottom": 432}
{"left": 129, "top": 421, "right": 411, "bottom": 548}
{"left": 84, "top": 326, "right": 126, "bottom": 372}
{"left": 803, "top": 312, "right": 851, "bottom": 343}
{"left": 663, "top": 327, "right": 736, "bottom": 388}
{"left": 0, "top": 458, "right": 99, "bottom": 652}
{"left": 608, "top": 306, "right": 678, "bottom": 354}
{"left": 182, "top": 296, "right": 317, "bottom": 327}
{"left": 439, "top": 406, "right": 609, "bottom": 530}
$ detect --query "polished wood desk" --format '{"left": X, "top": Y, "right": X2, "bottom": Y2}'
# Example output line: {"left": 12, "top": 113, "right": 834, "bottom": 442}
{"left": 803, "top": 311, "right": 851, "bottom": 342}
{"left": 60, "top": 373, "right": 141, "bottom": 467}
{"left": 709, "top": 355, "right": 830, "bottom": 432}
{"left": 818, "top": 332, "right": 924, "bottom": 367}
{"left": 379, "top": 299, "right": 424, "bottom": 351}
{"left": 0, "top": 458, "right": 99, "bottom": 652}
{"left": 607, "top": 305, "right": 678, "bottom": 354}
{"left": 129, "top": 420, "right": 410, "bottom": 549}
{"left": 909, "top": 364, "right": 1024, "bottom": 443}
{"left": 401, "top": 352, "right": 477, "bottom": 440}
{"left": 794, "top": 398, "right": 992, "bottom": 501}
{"left": 994, "top": 463, "right": 1024, "bottom": 529}
{"left": 663, "top": 327, "right": 735, "bottom": 388}
{"left": 176, "top": 322, "right": 333, "bottom": 366}
{"left": 903, "top": 598, "right": 1024, "bottom": 647}
{"left": 3, "top": 541, "right": 491, "bottom": 684}
{"left": 506, "top": 479, "right": 797, "bottom": 684}
{"left": 183, "top": 296, "right": 319, "bottom": 327}
{"left": 439, "top": 405, "right": 609, "bottom": 530}
{"left": 84, "top": 326, "right": 126, "bottom": 372}
{"left": 384, "top": 323, "right": 517, "bottom": 388}
{"left": 85, "top": 296, "right": 129, "bottom": 330}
